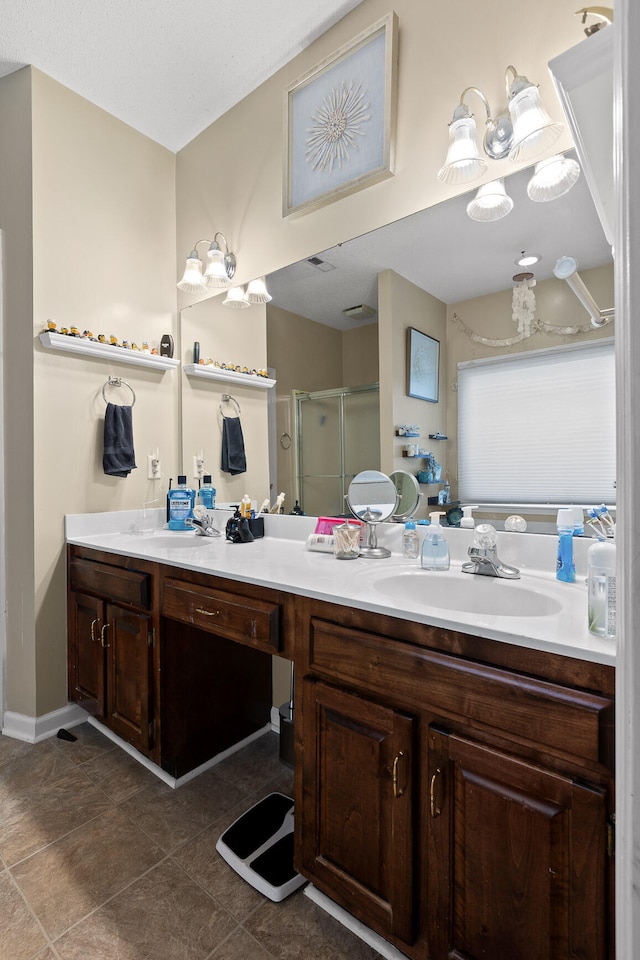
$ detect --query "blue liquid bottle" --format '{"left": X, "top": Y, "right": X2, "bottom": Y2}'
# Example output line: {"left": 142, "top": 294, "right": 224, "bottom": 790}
{"left": 168, "top": 475, "right": 195, "bottom": 530}
{"left": 198, "top": 475, "right": 216, "bottom": 510}
{"left": 556, "top": 508, "right": 576, "bottom": 582}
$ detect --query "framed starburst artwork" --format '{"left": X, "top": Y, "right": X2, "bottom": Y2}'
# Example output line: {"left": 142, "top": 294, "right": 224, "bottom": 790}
{"left": 283, "top": 12, "right": 398, "bottom": 217}
{"left": 407, "top": 327, "right": 440, "bottom": 403}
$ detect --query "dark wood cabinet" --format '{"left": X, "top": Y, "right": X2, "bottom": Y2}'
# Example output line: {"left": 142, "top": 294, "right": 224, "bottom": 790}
{"left": 299, "top": 678, "right": 416, "bottom": 945}
{"left": 68, "top": 558, "right": 155, "bottom": 756}
{"left": 427, "top": 726, "right": 608, "bottom": 960}
{"left": 295, "top": 601, "right": 615, "bottom": 960}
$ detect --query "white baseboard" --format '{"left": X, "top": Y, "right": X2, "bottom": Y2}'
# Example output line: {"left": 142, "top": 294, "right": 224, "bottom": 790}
{"left": 304, "top": 885, "right": 409, "bottom": 960}
{"left": 2, "top": 703, "right": 89, "bottom": 743}
{"left": 270, "top": 704, "right": 281, "bottom": 732}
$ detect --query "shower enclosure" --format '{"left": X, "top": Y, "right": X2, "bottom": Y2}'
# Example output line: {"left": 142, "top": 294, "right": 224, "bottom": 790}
{"left": 293, "top": 383, "right": 380, "bottom": 517}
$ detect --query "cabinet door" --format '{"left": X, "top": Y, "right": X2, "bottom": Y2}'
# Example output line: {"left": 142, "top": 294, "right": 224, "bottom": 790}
{"left": 427, "top": 726, "right": 608, "bottom": 960}
{"left": 104, "top": 603, "right": 154, "bottom": 753}
{"left": 68, "top": 591, "right": 106, "bottom": 716}
{"left": 300, "top": 678, "right": 416, "bottom": 945}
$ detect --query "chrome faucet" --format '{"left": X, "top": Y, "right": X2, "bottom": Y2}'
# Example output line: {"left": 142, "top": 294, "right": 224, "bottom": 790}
{"left": 185, "top": 510, "right": 221, "bottom": 538}
{"left": 461, "top": 523, "right": 520, "bottom": 579}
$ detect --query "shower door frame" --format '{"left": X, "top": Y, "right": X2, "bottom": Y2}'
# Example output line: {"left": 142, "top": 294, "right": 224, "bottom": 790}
{"left": 292, "top": 382, "right": 379, "bottom": 515}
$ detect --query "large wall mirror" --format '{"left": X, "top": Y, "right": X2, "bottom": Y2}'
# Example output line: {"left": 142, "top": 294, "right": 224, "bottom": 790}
{"left": 181, "top": 150, "right": 613, "bottom": 522}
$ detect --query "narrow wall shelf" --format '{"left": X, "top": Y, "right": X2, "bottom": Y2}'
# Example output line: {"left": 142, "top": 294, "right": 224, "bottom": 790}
{"left": 183, "top": 363, "right": 276, "bottom": 390}
{"left": 39, "top": 332, "right": 180, "bottom": 370}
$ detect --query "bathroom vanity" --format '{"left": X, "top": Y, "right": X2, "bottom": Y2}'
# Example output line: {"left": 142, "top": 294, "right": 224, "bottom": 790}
{"left": 66, "top": 516, "right": 615, "bottom": 960}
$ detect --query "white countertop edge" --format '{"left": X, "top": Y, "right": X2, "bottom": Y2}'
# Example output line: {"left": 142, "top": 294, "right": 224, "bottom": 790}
{"left": 66, "top": 512, "right": 616, "bottom": 668}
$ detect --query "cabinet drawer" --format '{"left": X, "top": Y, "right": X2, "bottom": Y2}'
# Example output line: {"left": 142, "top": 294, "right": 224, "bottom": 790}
{"left": 69, "top": 558, "right": 151, "bottom": 609}
{"left": 309, "top": 618, "right": 613, "bottom": 767}
{"left": 162, "top": 578, "right": 281, "bottom": 652}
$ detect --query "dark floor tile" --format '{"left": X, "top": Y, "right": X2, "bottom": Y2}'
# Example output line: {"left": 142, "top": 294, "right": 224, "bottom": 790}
{"left": 50, "top": 723, "right": 116, "bottom": 766}
{"left": 0, "top": 741, "right": 74, "bottom": 803}
{"left": 120, "top": 766, "right": 246, "bottom": 854}
{"left": 208, "top": 926, "right": 275, "bottom": 960}
{"left": 0, "top": 870, "right": 48, "bottom": 960}
{"left": 245, "top": 889, "right": 382, "bottom": 960}
{"left": 214, "top": 734, "right": 287, "bottom": 798}
{"left": 0, "top": 766, "right": 113, "bottom": 866}
{"left": 55, "top": 859, "right": 237, "bottom": 960}
{"left": 12, "top": 807, "right": 164, "bottom": 940}
{"left": 81, "top": 747, "right": 158, "bottom": 803}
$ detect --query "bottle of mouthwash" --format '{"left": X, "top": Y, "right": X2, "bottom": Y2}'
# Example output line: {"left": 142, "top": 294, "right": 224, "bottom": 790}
{"left": 197, "top": 475, "right": 216, "bottom": 510}
{"left": 168, "top": 475, "right": 195, "bottom": 530}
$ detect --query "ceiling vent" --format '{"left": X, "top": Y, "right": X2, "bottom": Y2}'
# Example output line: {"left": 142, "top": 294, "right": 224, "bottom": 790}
{"left": 342, "top": 304, "right": 377, "bottom": 320}
{"left": 307, "top": 256, "right": 336, "bottom": 272}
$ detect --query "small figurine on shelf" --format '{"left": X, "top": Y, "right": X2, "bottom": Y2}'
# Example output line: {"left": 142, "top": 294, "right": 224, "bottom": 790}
{"left": 60, "top": 326, "right": 69, "bottom": 336}
{"left": 109, "top": 334, "right": 119, "bottom": 347}
{"left": 131, "top": 342, "right": 139, "bottom": 351}
{"left": 122, "top": 340, "right": 130, "bottom": 349}
{"left": 150, "top": 346, "right": 158, "bottom": 355}
{"left": 82, "top": 329, "right": 96, "bottom": 340}
{"left": 141, "top": 341, "right": 150, "bottom": 353}
{"left": 69, "top": 326, "right": 81, "bottom": 337}
{"left": 97, "top": 333, "right": 107, "bottom": 343}
{"left": 46, "top": 320, "right": 57, "bottom": 333}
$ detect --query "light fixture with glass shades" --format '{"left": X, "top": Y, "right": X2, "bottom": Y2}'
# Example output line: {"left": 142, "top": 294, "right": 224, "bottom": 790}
{"left": 438, "top": 66, "right": 565, "bottom": 185}
{"left": 515, "top": 251, "right": 541, "bottom": 267}
{"left": 553, "top": 256, "right": 614, "bottom": 328}
{"left": 526, "top": 153, "right": 581, "bottom": 202}
{"left": 466, "top": 179, "right": 513, "bottom": 222}
{"left": 222, "top": 285, "right": 251, "bottom": 309}
{"left": 177, "top": 234, "right": 237, "bottom": 293}
{"left": 246, "top": 277, "right": 273, "bottom": 304}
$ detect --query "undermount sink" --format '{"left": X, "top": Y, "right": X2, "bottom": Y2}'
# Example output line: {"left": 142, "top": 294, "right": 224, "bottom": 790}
{"left": 368, "top": 569, "right": 563, "bottom": 618}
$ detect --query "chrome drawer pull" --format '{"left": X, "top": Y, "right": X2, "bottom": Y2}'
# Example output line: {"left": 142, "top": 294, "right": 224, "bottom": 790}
{"left": 195, "top": 606, "right": 220, "bottom": 617}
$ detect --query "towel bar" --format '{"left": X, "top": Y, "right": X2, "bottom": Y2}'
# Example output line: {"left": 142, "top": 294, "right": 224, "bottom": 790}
{"left": 102, "top": 376, "right": 136, "bottom": 407}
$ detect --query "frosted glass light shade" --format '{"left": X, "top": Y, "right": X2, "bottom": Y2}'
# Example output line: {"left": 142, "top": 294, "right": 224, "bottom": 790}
{"left": 204, "top": 245, "right": 232, "bottom": 288}
{"left": 222, "top": 285, "right": 250, "bottom": 308}
{"left": 527, "top": 154, "right": 581, "bottom": 202}
{"left": 177, "top": 254, "right": 208, "bottom": 294}
{"left": 437, "top": 116, "right": 488, "bottom": 185}
{"left": 508, "top": 84, "right": 563, "bottom": 163}
{"left": 246, "top": 277, "right": 272, "bottom": 304}
{"left": 466, "top": 179, "right": 513, "bottom": 222}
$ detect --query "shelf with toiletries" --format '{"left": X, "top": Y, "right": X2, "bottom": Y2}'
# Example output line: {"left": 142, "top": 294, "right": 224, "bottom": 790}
{"left": 183, "top": 364, "right": 276, "bottom": 389}
{"left": 39, "top": 332, "right": 180, "bottom": 370}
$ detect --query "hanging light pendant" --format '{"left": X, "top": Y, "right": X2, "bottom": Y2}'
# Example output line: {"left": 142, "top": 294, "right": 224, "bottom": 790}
{"left": 466, "top": 179, "right": 513, "bottom": 222}
{"left": 507, "top": 73, "right": 564, "bottom": 163}
{"left": 177, "top": 251, "right": 208, "bottom": 294}
{"left": 437, "top": 107, "right": 488, "bottom": 185}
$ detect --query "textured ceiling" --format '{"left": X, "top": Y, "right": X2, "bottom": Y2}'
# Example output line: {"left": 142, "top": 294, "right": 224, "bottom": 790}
{"left": 0, "top": 0, "right": 364, "bottom": 151}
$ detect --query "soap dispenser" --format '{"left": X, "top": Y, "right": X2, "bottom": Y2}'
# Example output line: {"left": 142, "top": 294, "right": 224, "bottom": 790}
{"left": 421, "top": 511, "right": 450, "bottom": 571}
{"left": 460, "top": 505, "right": 477, "bottom": 529}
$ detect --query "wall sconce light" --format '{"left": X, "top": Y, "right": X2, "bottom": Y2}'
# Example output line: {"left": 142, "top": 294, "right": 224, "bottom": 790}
{"left": 177, "top": 234, "right": 236, "bottom": 293}
{"left": 553, "top": 256, "right": 614, "bottom": 328}
{"left": 526, "top": 153, "right": 581, "bottom": 202}
{"left": 222, "top": 285, "right": 251, "bottom": 309}
{"left": 466, "top": 178, "right": 513, "bottom": 222}
{"left": 246, "top": 277, "right": 273, "bottom": 304}
{"left": 438, "top": 66, "right": 564, "bottom": 185}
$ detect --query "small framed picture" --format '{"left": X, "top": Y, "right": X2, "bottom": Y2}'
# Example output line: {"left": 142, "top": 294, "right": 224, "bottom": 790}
{"left": 407, "top": 327, "right": 440, "bottom": 403}
{"left": 283, "top": 12, "right": 398, "bottom": 217}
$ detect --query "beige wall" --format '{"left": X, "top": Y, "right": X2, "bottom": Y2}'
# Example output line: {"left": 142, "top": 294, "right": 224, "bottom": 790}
{"left": 6, "top": 70, "right": 178, "bottom": 717}
{"left": 0, "top": 68, "right": 36, "bottom": 714}
{"left": 379, "top": 270, "right": 447, "bottom": 516}
{"left": 445, "top": 263, "right": 615, "bottom": 497}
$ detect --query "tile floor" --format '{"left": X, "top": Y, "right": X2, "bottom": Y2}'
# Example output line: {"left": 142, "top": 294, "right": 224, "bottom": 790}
{"left": 0, "top": 723, "right": 381, "bottom": 960}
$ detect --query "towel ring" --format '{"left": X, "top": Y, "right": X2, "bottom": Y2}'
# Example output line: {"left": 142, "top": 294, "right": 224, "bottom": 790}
{"left": 219, "top": 393, "right": 241, "bottom": 417}
{"left": 102, "top": 376, "right": 136, "bottom": 407}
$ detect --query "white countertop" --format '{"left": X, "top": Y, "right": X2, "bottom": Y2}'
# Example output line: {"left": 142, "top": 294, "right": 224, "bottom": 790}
{"left": 66, "top": 509, "right": 616, "bottom": 667}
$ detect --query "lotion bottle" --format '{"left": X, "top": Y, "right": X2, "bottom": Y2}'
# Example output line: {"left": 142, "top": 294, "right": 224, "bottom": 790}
{"left": 587, "top": 533, "right": 616, "bottom": 638}
{"left": 402, "top": 520, "right": 419, "bottom": 559}
{"left": 421, "top": 511, "right": 450, "bottom": 571}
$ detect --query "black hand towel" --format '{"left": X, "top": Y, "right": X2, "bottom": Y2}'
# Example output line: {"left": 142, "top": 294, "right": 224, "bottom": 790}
{"left": 221, "top": 415, "right": 247, "bottom": 476}
{"left": 103, "top": 402, "right": 137, "bottom": 477}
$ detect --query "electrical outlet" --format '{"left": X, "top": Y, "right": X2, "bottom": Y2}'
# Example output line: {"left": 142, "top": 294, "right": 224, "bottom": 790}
{"left": 147, "top": 453, "right": 162, "bottom": 480}
{"left": 193, "top": 454, "right": 205, "bottom": 479}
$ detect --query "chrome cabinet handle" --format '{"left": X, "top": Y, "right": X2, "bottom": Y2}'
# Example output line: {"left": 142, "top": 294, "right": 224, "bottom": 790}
{"left": 195, "top": 607, "right": 220, "bottom": 617}
{"left": 100, "top": 623, "right": 110, "bottom": 648}
{"left": 430, "top": 767, "right": 442, "bottom": 817}
{"left": 90, "top": 618, "right": 100, "bottom": 642}
{"left": 392, "top": 750, "right": 406, "bottom": 798}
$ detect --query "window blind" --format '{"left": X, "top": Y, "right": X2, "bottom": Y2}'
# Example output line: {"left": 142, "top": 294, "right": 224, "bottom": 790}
{"left": 457, "top": 339, "right": 616, "bottom": 504}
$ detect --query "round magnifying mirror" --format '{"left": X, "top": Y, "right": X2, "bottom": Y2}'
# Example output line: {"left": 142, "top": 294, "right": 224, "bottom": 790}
{"left": 390, "top": 470, "right": 422, "bottom": 521}
{"left": 346, "top": 469, "right": 399, "bottom": 558}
